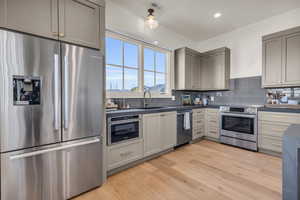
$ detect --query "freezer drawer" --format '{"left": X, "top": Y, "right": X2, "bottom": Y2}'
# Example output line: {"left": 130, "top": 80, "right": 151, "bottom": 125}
{"left": 1, "top": 145, "right": 64, "bottom": 200}
{"left": 1, "top": 137, "right": 102, "bottom": 200}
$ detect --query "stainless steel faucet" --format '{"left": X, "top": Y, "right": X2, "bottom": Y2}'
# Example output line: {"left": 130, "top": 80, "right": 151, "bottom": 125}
{"left": 143, "top": 89, "right": 152, "bottom": 108}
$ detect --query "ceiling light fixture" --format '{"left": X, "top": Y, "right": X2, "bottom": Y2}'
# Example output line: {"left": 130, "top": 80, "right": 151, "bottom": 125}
{"left": 214, "top": 12, "right": 222, "bottom": 19}
{"left": 145, "top": 8, "right": 159, "bottom": 30}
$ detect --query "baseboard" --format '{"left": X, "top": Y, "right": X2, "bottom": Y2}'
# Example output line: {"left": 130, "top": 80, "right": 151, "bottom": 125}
{"left": 259, "top": 148, "right": 282, "bottom": 157}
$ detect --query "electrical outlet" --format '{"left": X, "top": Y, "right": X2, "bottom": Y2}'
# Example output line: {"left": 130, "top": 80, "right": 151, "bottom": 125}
{"left": 210, "top": 96, "right": 215, "bottom": 102}
{"left": 171, "top": 96, "right": 176, "bottom": 101}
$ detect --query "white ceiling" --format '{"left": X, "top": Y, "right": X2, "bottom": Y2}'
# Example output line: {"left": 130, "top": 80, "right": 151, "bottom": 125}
{"left": 108, "top": 0, "right": 300, "bottom": 41}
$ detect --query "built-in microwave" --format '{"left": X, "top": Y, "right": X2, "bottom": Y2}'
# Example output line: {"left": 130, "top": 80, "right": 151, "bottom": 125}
{"left": 107, "top": 115, "right": 141, "bottom": 146}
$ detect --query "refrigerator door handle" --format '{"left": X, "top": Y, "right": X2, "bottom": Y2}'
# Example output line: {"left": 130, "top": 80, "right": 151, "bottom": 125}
{"left": 9, "top": 138, "right": 100, "bottom": 160}
{"left": 54, "top": 54, "right": 60, "bottom": 131}
{"left": 64, "top": 55, "right": 69, "bottom": 130}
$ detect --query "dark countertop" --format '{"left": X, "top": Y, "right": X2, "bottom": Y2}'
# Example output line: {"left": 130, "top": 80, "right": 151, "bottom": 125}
{"left": 106, "top": 104, "right": 300, "bottom": 117}
{"left": 106, "top": 105, "right": 220, "bottom": 117}
{"left": 258, "top": 107, "right": 300, "bottom": 114}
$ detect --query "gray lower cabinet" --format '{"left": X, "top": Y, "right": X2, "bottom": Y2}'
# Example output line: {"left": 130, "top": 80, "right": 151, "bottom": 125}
{"left": 262, "top": 26, "right": 300, "bottom": 88}
{"left": 143, "top": 112, "right": 177, "bottom": 157}
{"left": 0, "top": 0, "right": 59, "bottom": 40}
{"left": 107, "top": 140, "right": 144, "bottom": 171}
{"left": 0, "top": 0, "right": 104, "bottom": 49}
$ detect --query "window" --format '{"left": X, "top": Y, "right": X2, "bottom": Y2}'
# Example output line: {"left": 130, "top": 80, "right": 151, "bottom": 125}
{"left": 143, "top": 48, "right": 167, "bottom": 93}
{"left": 106, "top": 32, "right": 171, "bottom": 98}
{"left": 106, "top": 37, "right": 139, "bottom": 92}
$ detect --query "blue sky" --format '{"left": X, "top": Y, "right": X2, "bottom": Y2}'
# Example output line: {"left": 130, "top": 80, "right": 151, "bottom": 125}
{"left": 106, "top": 37, "right": 166, "bottom": 92}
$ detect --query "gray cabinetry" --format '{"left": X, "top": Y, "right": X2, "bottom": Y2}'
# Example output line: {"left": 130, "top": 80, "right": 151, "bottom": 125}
{"left": 0, "top": 0, "right": 58, "bottom": 40}
{"left": 262, "top": 37, "right": 283, "bottom": 87}
{"left": 284, "top": 32, "right": 300, "bottom": 85}
{"left": 175, "top": 47, "right": 201, "bottom": 90}
{"left": 201, "top": 47, "right": 230, "bottom": 90}
{"left": 59, "top": 0, "right": 103, "bottom": 49}
{"left": 262, "top": 26, "right": 300, "bottom": 88}
{"left": 0, "top": 0, "right": 104, "bottom": 49}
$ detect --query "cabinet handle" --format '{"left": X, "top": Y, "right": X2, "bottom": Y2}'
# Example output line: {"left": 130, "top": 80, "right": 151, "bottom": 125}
{"left": 59, "top": 33, "right": 65, "bottom": 37}
{"left": 120, "top": 151, "right": 133, "bottom": 157}
{"left": 160, "top": 114, "right": 166, "bottom": 117}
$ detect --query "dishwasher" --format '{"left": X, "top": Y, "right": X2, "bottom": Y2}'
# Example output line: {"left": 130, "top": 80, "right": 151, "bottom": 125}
{"left": 176, "top": 109, "right": 193, "bottom": 147}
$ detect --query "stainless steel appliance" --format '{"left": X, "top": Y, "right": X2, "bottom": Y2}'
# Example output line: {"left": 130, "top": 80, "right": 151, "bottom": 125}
{"left": 108, "top": 115, "right": 141, "bottom": 145}
{"left": 220, "top": 106, "right": 259, "bottom": 151}
{"left": 176, "top": 110, "right": 192, "bottom": 147}
{"left": 0, "top": 29, "right": 104, "bottom": 200}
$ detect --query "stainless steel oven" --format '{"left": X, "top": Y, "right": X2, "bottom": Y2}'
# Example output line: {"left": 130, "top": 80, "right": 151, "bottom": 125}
{"left": 107, "top": 115, "right": 141, "bottom": 146}
{"left": 220, "top": 106, "right": 260, "bottom": 151}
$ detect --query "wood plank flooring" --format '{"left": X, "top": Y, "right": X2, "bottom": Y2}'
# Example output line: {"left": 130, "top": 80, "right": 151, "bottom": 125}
{"left": 74, "top": 140, "right": 282, "bottom": 200}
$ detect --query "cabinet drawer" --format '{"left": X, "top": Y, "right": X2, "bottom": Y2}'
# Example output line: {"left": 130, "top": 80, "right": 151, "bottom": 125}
{"left": 259, "top": 135, "right": 282, "bottom": 152}
{"left": 206, "top": 129, "right": 219, "bottom": 138}
{"left": 206, "top": 108, "right": 219, "bottom": 114}
{"left": 259, "top": 121, "right": 289, "bottom": 138}
{"left": 108, "top": 140, "right": 143, "bottom": 170}
{"left": 193, "top": 129, "right": 204, "bottom": 139}
{"left": 193, "top": 109, "right": 205, "bottom": 115}
{"left": 259, "top": 112, "right": 300, "bottom": 124}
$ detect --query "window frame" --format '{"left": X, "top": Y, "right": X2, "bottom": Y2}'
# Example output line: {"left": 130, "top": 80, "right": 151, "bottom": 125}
{"left": 106, "top": 31, "right": 173, "bottom": 98}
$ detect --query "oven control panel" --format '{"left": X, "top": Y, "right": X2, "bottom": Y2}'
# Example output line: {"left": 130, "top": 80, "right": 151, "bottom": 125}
{"left": 220, "top": 106, "right": 258, "bottom": 114}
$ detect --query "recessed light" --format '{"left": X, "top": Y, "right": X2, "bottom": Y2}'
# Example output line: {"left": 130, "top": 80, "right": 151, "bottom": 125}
{"left": 153, "top": 41, "right": 159, "bottom": 45}
{"left": 214, "top": 12, "right": 222, "bottom": 19}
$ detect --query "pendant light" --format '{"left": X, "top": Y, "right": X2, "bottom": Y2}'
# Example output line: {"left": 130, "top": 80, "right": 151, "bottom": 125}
{"left": 145, "top": 8, "right": 159, "bottom": 30}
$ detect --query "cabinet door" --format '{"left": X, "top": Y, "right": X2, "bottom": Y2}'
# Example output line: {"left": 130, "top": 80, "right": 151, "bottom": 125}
{"left": 0, "top": 0, "right": 58, "bottom": 39}
{"left": 200, "top": 56, "right": 214, "bottom": 90}
{"left": 59, "top": 0, "right": 101, "bottom": 49}
{"left": 143, "top": 114, "right": 162, "bottom": 157}
{"left": 213, "top": 53, "right": 226, "bottom": 89}
{"left": 283, "top": 32, "right": 300, "bottom": 86}
{"left": 262, "top": 37, "right": 283, "bottom": 87}
{"left": 191, "top": 55, "right": 201, "bottom": 90}
{"left": 160, "top": 112, "right": 177, "bottom": 150}
{"left": 185, "top": 53, "right": 193, "bottom": 89}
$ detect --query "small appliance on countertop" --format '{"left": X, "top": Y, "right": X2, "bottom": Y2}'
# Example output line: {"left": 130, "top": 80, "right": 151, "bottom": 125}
{"left": 219, "top": 105, "right": 263, "bottom": 151}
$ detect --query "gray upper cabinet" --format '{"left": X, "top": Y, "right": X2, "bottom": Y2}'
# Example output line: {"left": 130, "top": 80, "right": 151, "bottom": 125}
{"left": 262, "top": 37, "right": 283, "bottom": 87}
{"left": 59, "top": 0, "right": 103, "bottom": 49}
{"left": 284, "top": 32, "right": 300, "bottom": 86}
{"left": 175, "top": 47, "right": 201, "bottom": 90}
{"left": 0, "top": 0, "right": 104, "bottom": 49}
{"left": 200, "top": 48, "right": 230, "bottom": 91}
{"left": 0, "top": 0, "right": 59, "bottom": 40}
{"left": 262, "top": 26, "right": 300, "bottom": 88}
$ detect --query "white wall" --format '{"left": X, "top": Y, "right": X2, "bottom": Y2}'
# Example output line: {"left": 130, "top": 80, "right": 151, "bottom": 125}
{"left": 196, "top": 8, "right": 300, "bottom": 79}
{"left": 105, "top": 0, "right": 195, "bottom": 50}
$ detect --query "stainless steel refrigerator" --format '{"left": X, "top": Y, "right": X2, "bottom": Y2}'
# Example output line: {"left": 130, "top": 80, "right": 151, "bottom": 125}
{"left": 0, "top": 29, "right": 104, "bottom": 200}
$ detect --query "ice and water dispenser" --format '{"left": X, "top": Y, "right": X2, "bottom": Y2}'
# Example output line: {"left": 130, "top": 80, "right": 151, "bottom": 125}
{"left": 13, "top": 76, "right": 41, "bottom": 105}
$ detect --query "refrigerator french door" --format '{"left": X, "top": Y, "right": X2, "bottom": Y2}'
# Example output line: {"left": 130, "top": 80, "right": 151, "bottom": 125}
{"left": 0, "top": 29, "right": 104, "bottom": 200}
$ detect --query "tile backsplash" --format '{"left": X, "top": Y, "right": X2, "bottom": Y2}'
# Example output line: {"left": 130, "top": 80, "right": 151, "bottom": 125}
{"left": 109, "top": 76, "right": 300, "bottom": 108}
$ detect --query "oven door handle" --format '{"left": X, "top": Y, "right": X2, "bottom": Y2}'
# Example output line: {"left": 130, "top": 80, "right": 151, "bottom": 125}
{"left": 220, "top": 113, "right": 256, "bottom": 118}
{"left": 110, "top": 119, "right": 140, "bottom": 125}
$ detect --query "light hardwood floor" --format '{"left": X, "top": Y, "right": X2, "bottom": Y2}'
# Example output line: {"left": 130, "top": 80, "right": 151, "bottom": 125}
{"left": 74, "top": 140, "right": 282, "bottom": 200}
